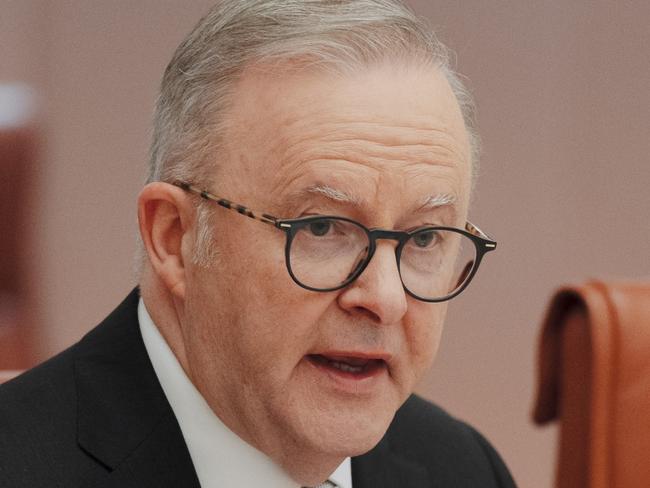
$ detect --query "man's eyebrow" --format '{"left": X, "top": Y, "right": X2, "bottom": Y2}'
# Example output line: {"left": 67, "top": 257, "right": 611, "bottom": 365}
{"left": 283, "top": 184, "right": 363, "bottom": 211}
{"left": 303, "top": 184, "right": 363, "bottom": 205}
{"left": 416, "top": 193, "right": 457, "bottom": 211}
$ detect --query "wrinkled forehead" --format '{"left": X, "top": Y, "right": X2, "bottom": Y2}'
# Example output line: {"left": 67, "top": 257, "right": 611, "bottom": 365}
{"left": 220, "top": 61, "right": 472, "bottom": 221}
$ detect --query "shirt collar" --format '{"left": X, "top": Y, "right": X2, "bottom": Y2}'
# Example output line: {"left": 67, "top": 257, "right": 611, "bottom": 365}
{"left": 138, "top": 298, "right": 352, "bottom": 488}
{"left": 330, "top": 457, "right": 352, "bottom": 488}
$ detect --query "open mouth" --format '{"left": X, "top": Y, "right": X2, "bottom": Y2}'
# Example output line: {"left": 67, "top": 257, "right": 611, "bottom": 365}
{"left": 307, "top": 354, "right": 386, "bottom": 378}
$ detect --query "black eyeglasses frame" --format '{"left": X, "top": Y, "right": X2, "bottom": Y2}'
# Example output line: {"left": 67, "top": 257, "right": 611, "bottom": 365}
{"left": 173, "top": 181, "right": 497, "bottom": 302}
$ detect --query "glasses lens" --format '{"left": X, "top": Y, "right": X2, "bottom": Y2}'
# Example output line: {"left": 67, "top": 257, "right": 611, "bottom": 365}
{"left": 399, "top": 228, "right": 477, "bottom": 300}
{"left": 288, "top": 218, "right": 369, "bottom": 290}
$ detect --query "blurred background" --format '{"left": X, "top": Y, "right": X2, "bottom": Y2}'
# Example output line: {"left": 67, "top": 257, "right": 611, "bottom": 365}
{"left": 1, "top": 1, "right": 648, "bottom": 486}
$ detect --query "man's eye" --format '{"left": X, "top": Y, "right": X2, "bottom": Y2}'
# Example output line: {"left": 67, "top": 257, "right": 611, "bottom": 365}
{"left": 412, "top": 230, "right": 438, "bottom": 248}
{"left": 308, "top": 221, "right": 332, "bottom": 236}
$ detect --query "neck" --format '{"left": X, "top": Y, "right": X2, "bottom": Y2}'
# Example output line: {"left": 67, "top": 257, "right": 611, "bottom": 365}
{"left": 139, "top": 268, "right": 192, "bottom": 379}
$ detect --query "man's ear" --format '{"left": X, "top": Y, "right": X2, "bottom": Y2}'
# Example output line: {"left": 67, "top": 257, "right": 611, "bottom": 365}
{"left": 137, "top": 182, "right": 195, "bottom": 299}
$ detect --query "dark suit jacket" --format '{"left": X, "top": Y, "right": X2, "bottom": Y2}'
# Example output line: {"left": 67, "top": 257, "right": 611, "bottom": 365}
{"left": 0, "top": 289, "right": 517, "bottom": 487}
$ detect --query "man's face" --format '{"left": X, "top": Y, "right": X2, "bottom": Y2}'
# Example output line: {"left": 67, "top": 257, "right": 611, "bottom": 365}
{"left": 180, "top": 62, "right": 472, "bottom": 465}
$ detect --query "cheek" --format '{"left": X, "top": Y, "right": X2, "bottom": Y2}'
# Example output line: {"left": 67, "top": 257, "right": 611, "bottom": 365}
{"left": 223, "top": 268, "right": 337, "bottom": 372}
{"left": 237, "top": 291, "right": 334, "bottom": 359}
{"left": 404, "top": 303, "right": 447, "bottom": 377}
{"left": 186, "top": 233, "right": 339, "bottom": 381}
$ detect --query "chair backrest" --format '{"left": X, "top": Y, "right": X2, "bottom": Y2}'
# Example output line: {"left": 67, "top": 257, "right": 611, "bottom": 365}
{"left": 0, "top": 370, "right": 22, "bottom": 385}
{"left": 533, "top": 279, "right": 650, "bottom": 488}
{"left": 0, "top": 84, "right": 38, "bottom": 370}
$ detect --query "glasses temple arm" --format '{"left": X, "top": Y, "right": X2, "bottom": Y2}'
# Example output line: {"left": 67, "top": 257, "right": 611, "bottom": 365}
{"left": 465, "top": 221, "right": 495, "bottom": 241}
{"left": 172, "top": 181, "right": 280, "bottom": 226}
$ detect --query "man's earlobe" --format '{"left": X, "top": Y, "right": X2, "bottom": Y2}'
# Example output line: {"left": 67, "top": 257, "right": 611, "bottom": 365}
{"left": 138, "top": 183, "right": 193, "bottom": 299}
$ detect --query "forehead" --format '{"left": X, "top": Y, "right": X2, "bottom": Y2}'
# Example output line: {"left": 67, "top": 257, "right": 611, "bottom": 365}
{"left": 220, "top": 61, "right": 472, "bottom": 220}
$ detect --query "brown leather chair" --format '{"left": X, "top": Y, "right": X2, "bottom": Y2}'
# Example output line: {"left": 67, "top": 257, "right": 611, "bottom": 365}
{"left": 0, "top": 370, "right": 22, "bottom": 384}
{"left": 0, "top": 86, "right": 39, "bottom": 370}
{"left": 533, "top": 279, "right": 650, "bottom": 488}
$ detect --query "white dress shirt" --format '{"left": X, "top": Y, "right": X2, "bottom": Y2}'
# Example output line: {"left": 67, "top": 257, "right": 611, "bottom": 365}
{"left": 138, "top": 298, "right": 352, "bottom": 488}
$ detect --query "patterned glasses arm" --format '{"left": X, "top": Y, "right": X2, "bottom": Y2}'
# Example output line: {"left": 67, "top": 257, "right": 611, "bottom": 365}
{"left": 465, "top": 221, "right": 497, "bottom": 249}
{"left": 173, "top": 181, "right": 280, "bottom": 227}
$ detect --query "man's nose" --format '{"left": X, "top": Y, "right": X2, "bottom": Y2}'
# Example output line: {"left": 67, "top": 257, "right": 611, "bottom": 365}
{"left": 337, "top": 242, "right": 408, "bottom": 324}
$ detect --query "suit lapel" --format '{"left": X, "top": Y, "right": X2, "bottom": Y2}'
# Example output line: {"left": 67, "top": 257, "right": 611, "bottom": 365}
{"left": 89, "top": 412, "right": 200, "bottom": 488}
{"left": 352, "top": 434, "right": 430, "bottom": 488}
{"left": 74, "top": 289, "right": 200, "bottom": 488}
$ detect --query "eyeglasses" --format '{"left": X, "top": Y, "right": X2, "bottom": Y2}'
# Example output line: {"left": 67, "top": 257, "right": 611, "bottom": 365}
{"left": 173, "top": 181, "right": 497, "bottom": 303}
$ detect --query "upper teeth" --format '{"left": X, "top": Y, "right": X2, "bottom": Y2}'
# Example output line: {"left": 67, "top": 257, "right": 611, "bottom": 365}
{"left": 330, "top": 361, "right": 364, "bottom": 373}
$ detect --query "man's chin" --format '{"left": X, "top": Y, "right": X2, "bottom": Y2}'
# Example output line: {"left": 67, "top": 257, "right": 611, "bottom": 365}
{"left": 301, "top": 409, "right": 395, "bottom": 458}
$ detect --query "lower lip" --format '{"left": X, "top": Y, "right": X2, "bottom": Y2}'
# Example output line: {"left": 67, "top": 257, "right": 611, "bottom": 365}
{"left": 305, "top": 355, "right": 387, "bottom": 394}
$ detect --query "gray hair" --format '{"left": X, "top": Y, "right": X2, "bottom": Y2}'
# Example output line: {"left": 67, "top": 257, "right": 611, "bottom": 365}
{"left": 139, "top": 0, "right": 479, "bottom": 271}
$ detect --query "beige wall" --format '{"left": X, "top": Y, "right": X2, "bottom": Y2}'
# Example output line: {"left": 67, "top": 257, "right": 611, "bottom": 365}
{"left": 2, "top": 1, "right": 649, "bottom": 487}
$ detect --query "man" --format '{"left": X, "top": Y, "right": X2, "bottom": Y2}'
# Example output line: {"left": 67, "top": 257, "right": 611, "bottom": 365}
{"left": 0, "top": 1, "right": 516, "bottom": 487}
